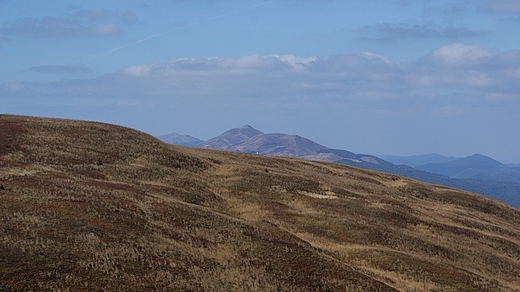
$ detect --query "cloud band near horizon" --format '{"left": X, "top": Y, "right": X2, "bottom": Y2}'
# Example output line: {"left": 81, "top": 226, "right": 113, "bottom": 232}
{"left": 2, "top": 43, "right": 519, "bottom": 160}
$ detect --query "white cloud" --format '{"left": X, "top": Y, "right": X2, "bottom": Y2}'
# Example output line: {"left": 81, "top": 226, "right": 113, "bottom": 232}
{"left": 361, "top": 51, "right": 392, "bottom": 64}
{"left": 270, "top": 54, "right": 318, "bottom": 71}
{"left": 122, "top": 64, "right": 153, "bottom": 77}
{"left": 4, "top": 44, "right": 520, "bottom": 108}
{"left": 411, "top": 44, "right": 520, "bottom": 95}
{"left": 91, "top": 23, "right": 120, "bottom": 35}
{"left": 430, "top": 43, "right": 496, "bottom": 65}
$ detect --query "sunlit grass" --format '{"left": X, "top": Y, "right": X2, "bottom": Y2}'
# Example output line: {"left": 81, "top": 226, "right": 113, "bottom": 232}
{"left": 1, "top": 114, "right": 519, "bottom": 291}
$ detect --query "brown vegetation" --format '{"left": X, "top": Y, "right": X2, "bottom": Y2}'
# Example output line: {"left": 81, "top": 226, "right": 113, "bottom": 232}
{"left": 1, "top": 114, "right": 519, "bottom": 291}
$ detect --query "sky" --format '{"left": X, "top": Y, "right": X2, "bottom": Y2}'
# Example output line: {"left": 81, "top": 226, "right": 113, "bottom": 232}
{"left": 1, "top": 0, "right": 520, "bottom": 163}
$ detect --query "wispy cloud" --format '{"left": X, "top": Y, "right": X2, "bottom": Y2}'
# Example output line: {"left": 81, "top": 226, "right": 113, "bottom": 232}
{"left": 1, "top": 16, "right": 121, "bottom": 38}
{"left": 120, "top": 11, "right": 140, "bottom": 24}
{"left": 73, "top": 9, "right": 111, "bottom": 23}
{"left": 0, "top": 8, "right": 141, "bottom": 39}
{"left": 91, "top": 1, "right": 274, "bottom": 60}
{"left": 356, "top": 22, "right": 487, "bottom": 43}
{"left": 420, "top": 2, "right": 471, "bottom": 20}
{"left": 28, "top": 63, "right": 93, "bottom": 74}
{"left": 483, "top": 0, "right": 520, "bottom": 13}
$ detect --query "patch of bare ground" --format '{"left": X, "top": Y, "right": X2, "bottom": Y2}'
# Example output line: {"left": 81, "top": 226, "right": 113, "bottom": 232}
{"left": 1, "top": 114, "right": 519, "bottom": 291}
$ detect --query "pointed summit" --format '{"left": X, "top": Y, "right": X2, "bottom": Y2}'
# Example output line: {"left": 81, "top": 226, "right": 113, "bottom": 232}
{"left": 238, "top": 124, "right": 255, "bottom": 130}
{"left": 196, "top": 125, "right": 263, "bottom": 150}
{"left": 235, "top": 124, "right": 263, "bottom": 136}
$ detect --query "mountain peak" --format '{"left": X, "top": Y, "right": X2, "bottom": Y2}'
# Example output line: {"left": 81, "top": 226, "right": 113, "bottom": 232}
{"left": 239, "top": 124, "right": 255, "bottom": 130}
{"left": 196, "top": 125, "right": 262, "bottom": 150}
{"left": 230, "top": 124, "right": 262, "bottom": 136}
{"left": 462, "top": 153, "right": 500, "bottom": 165}
{"left": 468, "top": 153, "right": 492, "bottom": 160}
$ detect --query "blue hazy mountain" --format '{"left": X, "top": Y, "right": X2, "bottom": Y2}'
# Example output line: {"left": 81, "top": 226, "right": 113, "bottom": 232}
{"left": 194, "top": 125, "right": 371, "bottom": 162}
{"left": 196, "top": 125, "right": 263, "bottom": 151}
{"left": 509, "top": 164, "right": 520, "bottom": 172}
{"left": 380, "top": 154, "right": 460, "bottom": 167}
{"left": 156, "top": 132, "right": 203, "bottom": 146}
{"left": 416, "top": 154, "right": 520, "bottom": 184}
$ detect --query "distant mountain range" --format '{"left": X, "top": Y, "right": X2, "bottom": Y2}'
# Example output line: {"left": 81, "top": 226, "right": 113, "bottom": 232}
{"left": 416, "top": 154, "right": 520, "bottom": 184}
{"left": 510, "top": 164, "right": 520, "bottom": 172}
{"left": 193, "top": 125, "right": 391, "bottom": 167}
{"left": 197, "top": 125, "right": 336, "bottom": 160}
{"left": 156, "top": 132, "right": 202, "bottom": 146}
{"left": 157, "top": 125, "right": 520, "bottom": 209}
{"left": 380, "top": 154, "right": 460, "bottom": 167}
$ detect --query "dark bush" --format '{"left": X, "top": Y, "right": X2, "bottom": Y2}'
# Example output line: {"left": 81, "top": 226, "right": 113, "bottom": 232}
{"left": 185, "top": 194, "right": 204, "bottom": 205}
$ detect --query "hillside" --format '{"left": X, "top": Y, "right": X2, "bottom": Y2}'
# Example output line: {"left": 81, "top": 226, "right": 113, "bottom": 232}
{"left": 1, "top": 115, "right": 520, "bottom": 291}
{"left": 336, "top": 156, "right": 520, "bottom": 209}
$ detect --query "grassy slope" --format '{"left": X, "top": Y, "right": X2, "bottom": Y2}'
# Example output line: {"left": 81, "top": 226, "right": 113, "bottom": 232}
{"left": 1, "top": 115, "right": 519, "bottom": 291}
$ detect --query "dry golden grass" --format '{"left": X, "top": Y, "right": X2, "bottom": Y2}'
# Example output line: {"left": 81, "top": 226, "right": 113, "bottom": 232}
{"left": 1, "top": 114, "right": 520, "bottom": 291}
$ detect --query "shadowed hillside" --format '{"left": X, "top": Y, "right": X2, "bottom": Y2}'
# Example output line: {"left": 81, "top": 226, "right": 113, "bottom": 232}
{"left": 1, "top": 115, "right": 520, "bottom": 291}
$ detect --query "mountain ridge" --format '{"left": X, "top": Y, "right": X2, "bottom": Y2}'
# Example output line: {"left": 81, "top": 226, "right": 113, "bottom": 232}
{"left": 380, "top": 153, "right": 461, "bottom": 167}
{"left": 197, "top": 124, "right": 263, "bottom": 151}
{"left": 416, "top": 153, "right": 520, "bottom": 183}
{"left": 160, "top": 125, "right": 520, "bottom": 208}
{"left": 156, "top": 131, "right": 203, "bottom": 146}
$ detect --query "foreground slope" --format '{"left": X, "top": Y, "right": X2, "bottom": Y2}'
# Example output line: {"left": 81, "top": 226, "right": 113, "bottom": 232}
{"left": 1, "top": 115, "right": 520, "bottom": 291}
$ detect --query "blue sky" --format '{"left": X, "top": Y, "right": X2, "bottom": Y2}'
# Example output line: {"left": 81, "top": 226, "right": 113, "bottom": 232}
{"left": 1, "top": 0, "right": 520, "bottom": 162}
